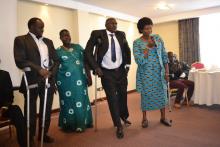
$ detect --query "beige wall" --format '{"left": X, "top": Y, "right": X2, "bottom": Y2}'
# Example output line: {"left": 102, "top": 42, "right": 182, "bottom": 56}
{"left": 0, "top": 0, "right": 20, "bottom": 86}
{"left": 154, "top": 21, "right": 179, "bottom": 58}
{"left": 17, "top": 1, "right": 78, "bottom": 47}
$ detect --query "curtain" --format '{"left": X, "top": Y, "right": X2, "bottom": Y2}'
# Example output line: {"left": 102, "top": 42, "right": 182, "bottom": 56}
{"left": 178, "top": 18, "right": 200, "bottom": 65}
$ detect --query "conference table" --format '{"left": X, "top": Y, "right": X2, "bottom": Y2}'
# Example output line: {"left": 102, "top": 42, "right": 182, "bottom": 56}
{"left": 188, "top": 69, "right": 220, "bottom": 106}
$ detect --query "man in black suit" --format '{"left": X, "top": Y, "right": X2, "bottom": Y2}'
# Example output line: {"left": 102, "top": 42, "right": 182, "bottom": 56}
{"left": 14, "top": 17, "right": 59, "bottom": 144}
{"left": 85, "top": 18, "right": 131, "bottom": 139}
{"left": 0, "top": 69, "right": 26, "bottom": 147}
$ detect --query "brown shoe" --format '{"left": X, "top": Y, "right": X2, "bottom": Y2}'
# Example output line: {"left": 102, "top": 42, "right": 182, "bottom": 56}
{"left": 174, "top": 103, "right": 181, "bottom": 109}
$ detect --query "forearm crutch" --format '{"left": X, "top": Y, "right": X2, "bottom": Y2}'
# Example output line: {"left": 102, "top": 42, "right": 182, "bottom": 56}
{"left": 40, "top": 60, "right": 53, "bottom": 147}
{"left": 40, "top": 77, "right": 49, "bottom": 147}
{"left": 94, "top": 73, "right": 98, "bottom": 131}
{"left": 23, "top": 67, "right": 33, "bottom": 147}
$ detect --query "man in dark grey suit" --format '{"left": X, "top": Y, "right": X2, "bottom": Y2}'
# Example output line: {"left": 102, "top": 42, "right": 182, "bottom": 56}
{"left": 14, "top": 17, "right": 59, "bottom": 145}
{"left": 85, "top": 18, "right": 131, "bottom": 139}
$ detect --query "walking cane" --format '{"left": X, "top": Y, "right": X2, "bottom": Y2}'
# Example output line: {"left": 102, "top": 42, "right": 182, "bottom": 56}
{"left": 94, "top": 38, "right": 101, "bottom": 132}
{"left": 40, "top": 60, "right": 53, "bottom": 147}
{"left": 167, "top": 82, "right": 172, "bottom": 112}
{"left": 94, "top": 69, "right": 98, "bottom": 131}
{"left": 167, "top": 82, "right": 173, "bottom": 125}
{"left": 23, "top": 67, "right": 31, "bottom": 147}
{"left": 23, "top": 67, "right": 38, "bottom": 147}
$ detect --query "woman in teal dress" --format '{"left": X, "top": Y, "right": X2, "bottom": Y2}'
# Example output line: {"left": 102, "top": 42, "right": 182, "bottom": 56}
{"left": 133, "top": 17, "right": 172, "bottom": 128}
{"left": 56, "top": 29, "right": 93, "bottom": 132}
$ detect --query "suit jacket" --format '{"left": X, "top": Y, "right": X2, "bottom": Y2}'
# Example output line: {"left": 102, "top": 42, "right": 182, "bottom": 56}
{"left": 0, "top": 70, "right": 14, "bottom": 108}
{"left": 14, "top": 33, "right": 59, "bottom": 93}
{"left": 85, "top": 30, "right": 131, "bottom": 70}
{"left": 169, "top": 60, "right": 190, "bottom": 80}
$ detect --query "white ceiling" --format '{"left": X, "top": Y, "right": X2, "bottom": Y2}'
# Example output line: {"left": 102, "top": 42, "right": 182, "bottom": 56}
{"left": 71, "top": 0, "right": 220, "bottom": 18}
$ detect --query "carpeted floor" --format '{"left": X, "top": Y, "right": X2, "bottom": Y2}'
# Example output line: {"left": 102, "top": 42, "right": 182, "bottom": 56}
{"left": 1, "top": 92, "right": 220, "bottom": 147}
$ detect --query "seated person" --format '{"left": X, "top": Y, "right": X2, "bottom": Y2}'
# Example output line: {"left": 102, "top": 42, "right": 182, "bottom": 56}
{"left": 168, "top": 52, "right": 194, "bottom": 108}
{"left": 0, "top": 69, "right": 26, "bottom": 147}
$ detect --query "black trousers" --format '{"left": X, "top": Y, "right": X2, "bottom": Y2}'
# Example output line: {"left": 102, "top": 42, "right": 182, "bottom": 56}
{"left": 101, "top": 67, "right": 129, "bottom": 127}
{"left": 3, "top": 105, "right": 26, "bottom": 147}
{"left": 23, "top": 81, "right": 54, "bottom": 139}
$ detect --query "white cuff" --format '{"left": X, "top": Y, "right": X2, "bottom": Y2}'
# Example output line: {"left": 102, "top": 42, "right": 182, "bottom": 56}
{"left": 125, "top": 64, "right": 130, "bottom": 68}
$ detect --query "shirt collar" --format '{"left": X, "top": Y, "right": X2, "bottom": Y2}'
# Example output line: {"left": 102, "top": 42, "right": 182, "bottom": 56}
{"left": 106, "top": 30, "right": 115, "bottom": 36}
{"left": 29, "top": 32, "right": 44, "bottom": 40}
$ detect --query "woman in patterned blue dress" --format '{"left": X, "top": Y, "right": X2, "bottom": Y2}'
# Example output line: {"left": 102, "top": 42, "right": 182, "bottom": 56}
{"left": 56, "top": 29, "right": 93, "bottom": 132}
{"left": 133, "top": 17, "right": 172, "bottom": 128}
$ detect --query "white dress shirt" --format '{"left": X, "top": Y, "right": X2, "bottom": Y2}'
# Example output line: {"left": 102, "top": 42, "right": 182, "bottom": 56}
{"left": 101, "top": 30, "right": 122, "bottom": 69}
{"left": 29, "top": 32, "right": 49, "bottom": 68}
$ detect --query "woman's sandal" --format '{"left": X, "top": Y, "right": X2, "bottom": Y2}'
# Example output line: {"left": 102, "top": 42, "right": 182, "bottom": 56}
{"left": 160, "top": 118, "right": 172, "bottom": 127}
{"left": 142, "top": 119, "right": 148, "bottom": 128}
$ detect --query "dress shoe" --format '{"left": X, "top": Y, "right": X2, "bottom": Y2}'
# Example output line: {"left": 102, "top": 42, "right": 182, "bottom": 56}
{"left": 122, "top": 118, "right": 132, "bottom": 127}
{"left": 38, "top": 134, "right": 54, "bottom": 143}
{"left": 116, "top": 127, "right": 124, "bottom": 139}
{"left": 160, "top": 118, "right": 172, "bottom": 127}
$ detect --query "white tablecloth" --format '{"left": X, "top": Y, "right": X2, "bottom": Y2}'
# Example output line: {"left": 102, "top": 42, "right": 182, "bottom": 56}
{"left": 189, "top": 71, "right": 220, "bottom": 105}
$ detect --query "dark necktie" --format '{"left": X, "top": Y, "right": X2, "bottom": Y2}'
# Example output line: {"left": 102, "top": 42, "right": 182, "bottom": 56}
{"left": 110, "top": 34, "right": 116, "bottom": 62}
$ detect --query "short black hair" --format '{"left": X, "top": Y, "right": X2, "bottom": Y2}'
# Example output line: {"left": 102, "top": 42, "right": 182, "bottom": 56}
{"left": 105, "top": 17, "right": 116, "bottom": 25}
{"left": 137, "top": 17, "right": 153, "bottom": 33}
{"left": 59, "top": 29, "right": 69, "bottom": 37}
{"left": 168, "top": 51, "right": 174, "bottom": 57}
{"left": 28, "top": 17, "right": 42, "bottom": 29}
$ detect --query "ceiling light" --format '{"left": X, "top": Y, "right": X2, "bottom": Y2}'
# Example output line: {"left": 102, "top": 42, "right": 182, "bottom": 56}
{"left": 155, "top": 2, "right": 174, "bottom": 10}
